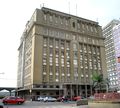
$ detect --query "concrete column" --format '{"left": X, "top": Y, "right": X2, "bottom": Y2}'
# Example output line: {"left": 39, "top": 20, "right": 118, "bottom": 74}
{"left": 90, "top": 85, "right": 93, "bottom": 95}
{"left": 76, "top": 85, "right": 78, "bottom": 96}
{"left": 85, "top": 85, "right": 87, "bottom": 98}
{"left": 79, "top": 85, "right": 82, "bottom": 96}
{"left": 70, "top": 84, "right": 72, "bottom": 99}
{"left": 64, "top": 86, "right": 67, "bottom": 96}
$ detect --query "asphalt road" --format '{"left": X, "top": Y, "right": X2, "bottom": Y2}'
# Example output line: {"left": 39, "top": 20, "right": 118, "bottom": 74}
{"left": 3, "top": 101, "right": 89, "bottom": 108}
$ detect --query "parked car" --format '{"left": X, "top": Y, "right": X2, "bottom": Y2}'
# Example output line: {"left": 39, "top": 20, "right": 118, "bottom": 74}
{"left": 72, "top": 96, "right": 81, "bottom": 101}
{"left": 2, "top": 96, "right": 25, "bottom": 105}
{"left": 37, "top": 96, "right": 45, "bottom": 101}
{"left": 88, "top": 95, "right": 95, "bottom": 100}
{"left": 57, "top": 97, "right": 63, "bottom": 102}
{"left": 57, "top": 96, "right": 70, "bottom": 102}
{"left": 43, "top": 97, "right": 57, "bottom": 102}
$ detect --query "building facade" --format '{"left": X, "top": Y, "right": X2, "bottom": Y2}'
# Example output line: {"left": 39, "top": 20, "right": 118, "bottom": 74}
{"left": 113, "top": 24, "right": 120, "bottom": 91}
{"left": 17, "top": 7, "right": 106, "bottom": 99}
{"left": 103, "top": 20, "right": 120, "bottom": 91}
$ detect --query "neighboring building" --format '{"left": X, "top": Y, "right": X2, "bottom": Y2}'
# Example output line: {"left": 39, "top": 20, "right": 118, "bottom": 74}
{"left": 17, "top": 7, "right": 106, "bottom": 99}
{"left": 103, "top": 20, "right": 120, "bottom": 91}
{"left": 113, "top": 24, "right": 120, "bottom": 91}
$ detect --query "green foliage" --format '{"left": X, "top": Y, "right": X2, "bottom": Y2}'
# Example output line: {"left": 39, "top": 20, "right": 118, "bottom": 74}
{"left": 92, "top": 72, "right": 109, "bottom": 92}
{"left": 92, "top": 72, "right": 103, "bottom": 83}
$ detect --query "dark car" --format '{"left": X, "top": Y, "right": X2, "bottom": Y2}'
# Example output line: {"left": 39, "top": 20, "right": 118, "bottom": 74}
{"left": 58, "top": 96, "right": 71, "bottom": 102}
{"left": 2, "top": 96, "right": 25, "bottom": 105}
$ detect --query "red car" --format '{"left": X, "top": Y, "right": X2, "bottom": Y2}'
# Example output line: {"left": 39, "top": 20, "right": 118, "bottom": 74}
{"left": 72, "top": 96, "right": 81, "bottom": 101}
{"left": 2, "top": 96, "right": 25, "bottom": 105}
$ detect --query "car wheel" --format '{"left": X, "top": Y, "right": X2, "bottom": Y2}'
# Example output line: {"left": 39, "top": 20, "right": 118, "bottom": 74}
{"left": 3, "top": 102, "right": 7, "bottom": 105}
{"left": 17, "top": 102, "right": 22, "bottom": 105}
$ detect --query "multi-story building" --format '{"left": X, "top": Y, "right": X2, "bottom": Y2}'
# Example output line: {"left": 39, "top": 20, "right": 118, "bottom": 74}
{"left": 103, "top": 20, "right": 120, "bottom": 91}
{"left": 17, "top": 7, "right": 106, "bottom": 99}
{"left": 113, "top": 24, "right": 120, "bottom": 91}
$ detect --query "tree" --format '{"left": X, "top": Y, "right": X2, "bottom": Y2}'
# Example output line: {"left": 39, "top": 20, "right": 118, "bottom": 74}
{"left": 92, "top": 72, "right": 104, "bottom": 92}
{"left": 92, "top": 72, "right": 110, "bottom": 93}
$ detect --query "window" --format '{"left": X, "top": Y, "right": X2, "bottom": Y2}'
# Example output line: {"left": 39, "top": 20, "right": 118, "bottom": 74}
{"left": 73, "top": 35, "right": 76, "bottom": 40}
{"left": 77, "top": 23, "right": 80, "bottom": 29}
{"left": 60, "top": 18, "right": 63, "bottom": 24}
{"left": 49, "top": 48, "right": 53, "bottom": 56}
{"left": 66, "top": 19, "right": 68, "bottom": 26}
{"left": 66, "top": 34, "right": 69, "bottom": 39}
{"left": 74, "top": 52, "right": 77, "bottom": 58}
{"left": 66, "top": 51, "right": 70, "bottom": 57}
{"left": 61, "top": 40, "right": 64, "bottom": 48}
{"left": 66, "top": 41, "right": 70, "bottom": 50}
{"left": 67, "top": 67, "right": 70, "bottom": 74}
{"left": 55, "top": 40, "right": 59, "bottom": 48}
{"left": 73, "top": 43, "right": 77, "bottom": 49}
{"left": 49, "top": 57, "right": 53, "bottom": 62}
{"left": 44, "top": 14, "right": 47, "bottom": 21}
{"left": 49, "top": 66, "right": 53, "bottom": 73}
{"left": 43, "top": 47, "right": 47, "bottom": 55}
{"left": 73, "top": 22, "right": 75, "bottom": 28}
{"left": 55, "top": 50, "right": 59, "bottom": 57}
{"left": 49, "top": 38, "right": 53, "bottom": 46}
{"left": 44, "top": 29, "right": 48, "bottom": 35}
{"left": 50, "top": 15, "right": 53, "bottom": 22}
{"left": 56, "top": 66, "right": 59, "bottom": 73}
{"left": 74, "top": 59, "right": 78, "bottom": 65}
{"left": 43, "top": 65, "right": 46, "bottom": 72}
{"left": 86, "top": 24, "right": 89, "bottom": 31}
{"left": 61, "top": 51, "right": 64, "bottom": 58}
{"left": 43, "top": 38, "right": 47, "bottom": 45}
{"left": 56, "top": 57, "right": 59, "bottom": 63}
{"left": 90, "top": 26, "right": 93, "bottom": 32}
{"left": 55, "top": 16, "right": 58, "bottom": 24}
{"left": 49, "top": 75, "right": 53, "bottom": 82}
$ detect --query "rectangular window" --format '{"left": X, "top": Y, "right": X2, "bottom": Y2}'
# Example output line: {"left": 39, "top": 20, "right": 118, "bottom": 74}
{"left": 66, "top": 19, "right": 68, "bottom": 26}
{"left": 73, "top": 43, "right": 77, "bottom": 50}
{"left": 55, "top": 40, "right": 59, "bottom": 48}
{"left": 43, "top": 65, "right": 46, "bottom": 72}
{"left": 61, "top": 40, "right": 64, "bottom": 48}
{"left": 49, "top": 48, "right": 53, "bottom": 56}
{"left": 49, "top": 38, "right": 53, "bottom": 46}
{"left": 67, "top": 67, "right": 70, "bottom": 74}
{"left": 66, "top": 41, "right": 70, "bottom": 50}
{"left": 44, "top": 14, "right": 47, "bottom": 21}
{"left": 61, "top": 51, "right": 64, "bottom": 58}
{"left": 55, "top": 16, "right": 58, "bottom": 24}
{"left": 43, "top": 47, "right": 47, "bottom": 55}
{"left": 55, "top": 50, "right": 59, "bottom": 57}
{"left": 49, "top": 66, "right": 53, "bottom": 73}
{"left": 50, "top": 15, "right": 53, "bottom": 22}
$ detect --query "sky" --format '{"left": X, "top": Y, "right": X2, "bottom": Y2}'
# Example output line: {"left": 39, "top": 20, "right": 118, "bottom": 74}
{"left": 0, "top": 0, "right": 120, "bottom": 87}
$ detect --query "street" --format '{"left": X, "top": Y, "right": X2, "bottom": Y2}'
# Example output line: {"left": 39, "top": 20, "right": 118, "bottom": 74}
{"left": 3, "top": 101, "right": 89, "bottom": 108}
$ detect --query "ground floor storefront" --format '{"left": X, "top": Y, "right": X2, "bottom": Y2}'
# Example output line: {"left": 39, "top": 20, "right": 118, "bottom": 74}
{"left": 17, "top": 84, "right": 93, "bottom": 100}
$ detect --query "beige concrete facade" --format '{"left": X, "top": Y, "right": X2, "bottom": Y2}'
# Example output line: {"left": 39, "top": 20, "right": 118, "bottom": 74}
{"left": 17, "top": 7, "right": 106, "bottom": 99}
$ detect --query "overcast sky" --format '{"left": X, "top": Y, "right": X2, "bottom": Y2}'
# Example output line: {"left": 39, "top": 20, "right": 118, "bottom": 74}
{"left": 0, "top": 0, "right": 120, "bottom": 87}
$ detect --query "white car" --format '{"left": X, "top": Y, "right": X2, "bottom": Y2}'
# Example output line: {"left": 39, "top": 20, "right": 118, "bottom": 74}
{"left": 44, "top": 97, "right": 57, "bottom": 102}
{"left": 37, "top": 96, "right": 45, "bottom": 101}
